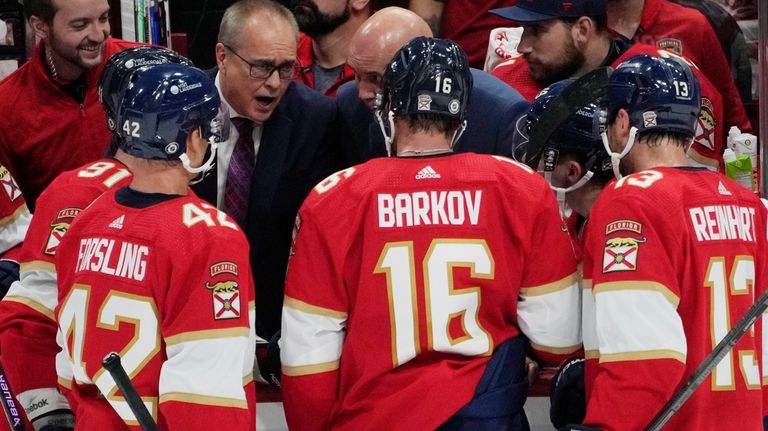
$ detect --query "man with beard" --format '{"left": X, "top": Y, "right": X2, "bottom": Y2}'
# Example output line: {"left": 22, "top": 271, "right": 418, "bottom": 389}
{"left": 489, "top": 0, "right": 729, "bottom": 171}
{"left": 291, "top": 0, "right": 373, "bottom": 96}
{"left": 0, "top": 0, "right": 139, "bottom": 210}
{"left": 194, "top": 0, "right": 342, "bottom": 349}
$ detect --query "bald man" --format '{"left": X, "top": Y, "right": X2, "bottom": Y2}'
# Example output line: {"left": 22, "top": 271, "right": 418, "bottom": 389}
{"left": 336, "top": 7, "right": 530, "bottom": 165}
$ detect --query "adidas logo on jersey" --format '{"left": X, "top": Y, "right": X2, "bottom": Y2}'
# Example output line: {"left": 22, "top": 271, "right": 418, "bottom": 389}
{"left": 415, "top": 165, "right": 441, "bottom": 180}
{"left": 718, "top": 181, "right": 732, "bottom": 196}
{"left": 108, "top": 214, "right": 125, "bottom": 229}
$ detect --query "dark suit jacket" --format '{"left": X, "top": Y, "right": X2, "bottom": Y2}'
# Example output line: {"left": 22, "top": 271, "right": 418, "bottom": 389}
{"left": 336, "top": 68, "right": 530, "bottom": 165}
{"left": 195, "top": 70, "right": 342, "bottom": 338}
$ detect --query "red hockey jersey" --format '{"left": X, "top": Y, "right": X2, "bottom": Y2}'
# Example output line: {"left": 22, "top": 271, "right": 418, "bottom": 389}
{"left": 441, "top": 0, "right": 518, "bottom": 69}
{"left": 281, "top": 153, "right": 581, "bottom": 430}
{"left": 493, "top": 43, "right": 726, "bottom": 170}
{"left": 0, "top": 158, "right": 30, "bottom": 258}
{"left": 581, "top": 167, "right": 768, "bottom": 431}
{"left": 55, "top": 189, "right": 256, "bottom": 431}
{"left": 0, "top": 159, "right": 131, "bottom": 419}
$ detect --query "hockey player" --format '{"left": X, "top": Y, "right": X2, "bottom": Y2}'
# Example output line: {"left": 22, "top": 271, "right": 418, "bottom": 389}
{"left": 280, "top": 37, "right": 581, "bottom": 430}
{"left": 53, "top": 62, "right": 256, "bottom": 430}
{"left": 0, "top": 46, "right": 191, "bottom": 431}
{"left": 577, "top": 54, "right": 768, "bottom": 430}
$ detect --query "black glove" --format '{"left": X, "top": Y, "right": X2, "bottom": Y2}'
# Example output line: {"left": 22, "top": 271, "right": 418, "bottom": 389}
{"left": 256, "top": 330, "right": 281, "bottom": 388}
{"left": 550, "top": 356, "right": 586, "bottom": 428}
{"left": 0, "top": 260, "right": 19, "bottom": 298}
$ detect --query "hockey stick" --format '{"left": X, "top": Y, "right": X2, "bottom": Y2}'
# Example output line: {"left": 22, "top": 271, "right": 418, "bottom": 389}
{"left": 0, "top": 362, "right": 24, "bottom": 431}
{"left": 102, "top": 352, "right": 159, "bottom": 431}
{"left": 645, "top": 286, "right": 768, "bottom": 431}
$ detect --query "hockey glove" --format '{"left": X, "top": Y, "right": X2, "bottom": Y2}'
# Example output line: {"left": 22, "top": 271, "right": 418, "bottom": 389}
{"left": 550, "top": 356, "right": 586, "bottom": 428}
{"left": 0, "top": 259, "right": 19, "bottom": 298}
{"left": 18, "top": 387, "right": 75, "bottom": 431}
{"left": 255, "top": 330, "right": 281, "bottom": 388}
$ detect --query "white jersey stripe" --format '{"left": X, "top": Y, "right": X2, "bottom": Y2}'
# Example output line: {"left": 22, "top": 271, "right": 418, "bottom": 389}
{"left": 518, "top": 275, "right": 581, "bottom": 350}
{"left": 281, "top": 302, "right": 346, "bottom": 373}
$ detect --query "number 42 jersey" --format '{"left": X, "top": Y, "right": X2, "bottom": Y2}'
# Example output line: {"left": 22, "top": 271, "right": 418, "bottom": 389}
{"left": 281, "top": 153, "right": 581, "bottom": 430}
{"left": 55, "top": 188, "right": 256, "bottom": 431}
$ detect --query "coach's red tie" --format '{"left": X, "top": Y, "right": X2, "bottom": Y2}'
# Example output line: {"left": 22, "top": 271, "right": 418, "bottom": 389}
{"left": 223, "top": 117, "right": 255, "bottom": 226}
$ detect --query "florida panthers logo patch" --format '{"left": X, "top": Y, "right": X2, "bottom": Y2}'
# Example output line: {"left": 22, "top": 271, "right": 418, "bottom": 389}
{"left": 602, "top": 220, "right": 646, "bottom": 273}
{"left": 656, "top": 38, "right": 683, "bottom": 55}
{"left": 694, "top": 97, "right": 716, "bottom": 152}
{"left": 0, "top": 166, "right": 21, "bottom": 202}
{"left": 207, "top": 262, "right": 241, "bottom": 320}
{"left": 207, "top": 280, "right": 241, "bottom": 320}
{"left": 44, "top": 207, "right": 82, "bottom": 256}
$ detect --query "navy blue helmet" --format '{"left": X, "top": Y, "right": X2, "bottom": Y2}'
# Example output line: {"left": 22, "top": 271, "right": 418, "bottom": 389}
{"left": 116, "top": 63, "right": 227, "bottom": 162}
{"left": 604, "top": 54, "right": 701, "bottom": 137}
{"left": 524, "top": 79, "right": 611, "bottom": 179}
{"left": 379, "top": 36, "right": 472, "bottom": 122}
{"left": 99, "top": 46, "right": 193, "bottom": 132}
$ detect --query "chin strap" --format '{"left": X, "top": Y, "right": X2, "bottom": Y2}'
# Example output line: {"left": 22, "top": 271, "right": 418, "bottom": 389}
{"left": 180, "top": 138, "right": 219, "bottom": 184}
{"left": 601, "top": 126, "right": 637, "bottom": 179}
{"left": 450, "top": 120, "right": 467, "bottom": 150}
{"left": 375, "top": 110, "right": 396, "bottom": 156}
{"left": 543, "top": 170, "right": 593, "bottom": 219}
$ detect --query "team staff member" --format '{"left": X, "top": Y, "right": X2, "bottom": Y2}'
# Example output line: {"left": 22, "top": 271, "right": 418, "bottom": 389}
{"left": 56, "top": 63, "right": 256, "bottom": 430}
{"left": 490, "top": 0, "right": 726, "bottom": 170}
{"left": 337, "top": 7, "right": 529, "bottom": 165}
{"left": 291, "top": 0, "right": 372, "bottom": 96}
{"left": 579, "top": 55, "right": 767, "bottom": 430}
{"left": 282, "top": 37, "right": 580, "bottom": 431}
{"left": 195, "top": 0, "right": 342, "bottom": 341}
{"left": 0, "top": 0, "right": 140, "bottom": 209}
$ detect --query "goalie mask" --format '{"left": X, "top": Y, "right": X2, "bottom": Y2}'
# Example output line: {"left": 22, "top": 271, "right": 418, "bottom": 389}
{"left": 601, "top": 54, "right": 701, "bottom": 178}
{"left": 99, "top": 46, "right": 193, "bottom": 132}
{"left": 376, "top": 36, "right": 472, "bottom": 155}
{"left": 116, "top": 63, "right": 229, "bottom": 177}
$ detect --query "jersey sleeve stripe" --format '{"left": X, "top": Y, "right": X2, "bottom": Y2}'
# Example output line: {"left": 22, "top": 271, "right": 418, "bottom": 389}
{"left": 159, "top": 392, "right": 248, "bottom": 409}
{"left": 520, "top": 272, "right": 579, "bottom": 297}
{"left": 599, "top": 349, "right": 686, "bottom": 364}
{"left": 518, "top": 275, "right": 581, "bottom": 350}
{"left": 593, "top": 280, "right": 680, "bottom": 307}
{"left": 164, "top": 327, "right": 250, "bottom": 345}
{"left": 282, "top": 359, "right": 340, "bottom": 377}
{"left": 242, "top": 372, "right": 253, "bottom": 386}
{"left": 160, "top": 336, "right": 250, "bottom": 404}
{"left": 530, "top": 342, "right": 582, "bottom": 355}
{"left": 280, "top": 306, "right": 345, "bottom": 370}
{"left": 585, "top": 349, "right": 600, "bottom": 360}
{"left": 594, "top": 287, "right": 686, "bottom": 359}
{"left": 2, "top": 296, "right": 55, "bottom": 321}
{"left": 582, "top": 279, "right": 598, "bottom": 355}
{"left": 283, "top": 296, "right": 348, "bottom": 319}
{"left": 0, "top": 203, "right": 29, "bottom": 228}
{"left": 0, "top": 204, "right": 30, "bottom": 253}
{"left": 20, "top": 260, "right": 56, "bottom": 273}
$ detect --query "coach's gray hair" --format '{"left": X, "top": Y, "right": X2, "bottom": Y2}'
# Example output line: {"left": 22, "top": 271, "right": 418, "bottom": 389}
{"left": 218, "top": 0, "right": 299, "bottom": 49}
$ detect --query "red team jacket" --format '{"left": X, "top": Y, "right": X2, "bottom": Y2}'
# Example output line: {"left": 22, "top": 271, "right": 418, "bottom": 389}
{"left": 493, "top": 43, "right": 725, "bottom": 170}
{"left": 294, "top": 33, "right": 355, "bottom": 98}
{"left": 55, "top": 188, "right": 256, "bottom": 430}
{"left": 0, "top": 159, "right": 132, "bottom": 427}
{"left": 0, "top": 38, "right": 140, "bottom": 208}
{"left": 581, "top": 167, "right": 768, "bottom": 430}
{"left": 281, "top": 153, "right": 581, "bottom": 430}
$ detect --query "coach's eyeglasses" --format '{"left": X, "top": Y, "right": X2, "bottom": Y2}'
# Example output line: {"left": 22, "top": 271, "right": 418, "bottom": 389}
{"left": 223, "top": 44, "right": 296, "bottom": 81}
